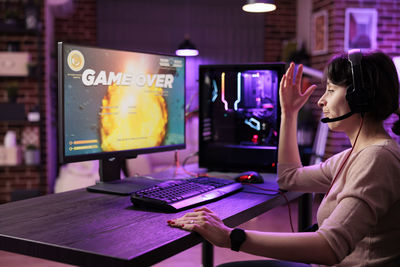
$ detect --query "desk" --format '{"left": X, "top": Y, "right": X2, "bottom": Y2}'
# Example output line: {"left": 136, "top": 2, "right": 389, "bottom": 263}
{"left": 0, "top": 171, "right": 306, "bottom": 266}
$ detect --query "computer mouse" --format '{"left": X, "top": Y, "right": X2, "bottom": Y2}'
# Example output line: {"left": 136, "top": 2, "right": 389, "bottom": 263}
{"left": 234, "top": 171, "right": 264, "bottom": 184}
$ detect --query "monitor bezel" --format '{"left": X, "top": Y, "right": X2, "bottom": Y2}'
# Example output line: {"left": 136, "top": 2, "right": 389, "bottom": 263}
{"left": 58, "top": 42, "right": 186, "bottom": 165}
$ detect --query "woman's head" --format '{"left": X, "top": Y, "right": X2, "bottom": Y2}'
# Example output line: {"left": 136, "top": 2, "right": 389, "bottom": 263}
{"left": 323, "top": 50, "right": 400, "bottom": 134}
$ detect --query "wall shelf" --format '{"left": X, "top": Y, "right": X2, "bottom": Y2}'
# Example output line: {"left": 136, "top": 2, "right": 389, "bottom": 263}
{"left": 0, "top": 22, "right": 39, "bottom": 35}
{"left": 0, "top": 120, "right": 40, "bottom": 126}
{"left": 0, "top": 3, "right": 45, "bottom": 204}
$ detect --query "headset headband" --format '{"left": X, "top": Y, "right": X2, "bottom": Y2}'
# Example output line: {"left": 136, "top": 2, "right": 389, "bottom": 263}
{"left": 348, "top": 49, "right": 364, "bottom": 95}
{"left": 346, "top": 49, "right": 369, "bottom": 113}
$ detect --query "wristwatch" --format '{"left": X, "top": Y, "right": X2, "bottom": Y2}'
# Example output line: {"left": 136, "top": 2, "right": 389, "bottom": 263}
{"left": 230, "top": 228, "right": 246, "bottom": 251}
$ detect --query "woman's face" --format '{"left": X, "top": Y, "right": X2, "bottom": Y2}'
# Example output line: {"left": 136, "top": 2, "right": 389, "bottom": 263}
{"left": 318, "top": 80, "right": 353, "bottom": 131}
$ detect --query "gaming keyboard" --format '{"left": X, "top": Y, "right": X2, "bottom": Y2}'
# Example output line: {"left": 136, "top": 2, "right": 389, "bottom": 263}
{"left": 130, "top": 176, "right": 243, "bottom": 211}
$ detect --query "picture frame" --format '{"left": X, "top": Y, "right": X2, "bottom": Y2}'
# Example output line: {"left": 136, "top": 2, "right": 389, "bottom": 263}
{"left": 344, "top": 8, "right": 378, "bottom": 51}
{"left": 311, "top": 10, "right": 328, "bottom": 56}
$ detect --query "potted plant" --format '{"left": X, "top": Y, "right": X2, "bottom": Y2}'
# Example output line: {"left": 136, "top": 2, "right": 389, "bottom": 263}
{"left": 24, "top": 144, "right": 40, "bottom": 165}
{"left": 4, "top": 82, "right": 19, "bottom": 103}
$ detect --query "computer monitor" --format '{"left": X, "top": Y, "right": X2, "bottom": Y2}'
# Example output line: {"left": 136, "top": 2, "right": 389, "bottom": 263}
{"left": 199, "top": 63, "right": 285, "bottom": 172}
{"left": 58, "top": 43, "right": 186, "bottom": 194}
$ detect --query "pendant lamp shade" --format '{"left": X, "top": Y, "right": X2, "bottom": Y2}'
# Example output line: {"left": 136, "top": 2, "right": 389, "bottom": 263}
{"left": 175, "top": 37, "right": 199, "bottom": 57}
{"left": 242, "top": 0, "right": 276, "bottom": 13}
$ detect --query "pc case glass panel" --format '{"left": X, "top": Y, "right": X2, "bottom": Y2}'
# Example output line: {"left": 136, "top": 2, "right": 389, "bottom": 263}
{"left": 199, "top": 64, "right": 284, "bottom": 172}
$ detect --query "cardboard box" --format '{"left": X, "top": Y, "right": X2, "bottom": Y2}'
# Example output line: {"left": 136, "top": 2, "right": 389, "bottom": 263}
{"left": 0, "top": 52, "right": 30, "bottom": 76}
{"left": 0, "top": 146, "right": 22, "bottom": 166}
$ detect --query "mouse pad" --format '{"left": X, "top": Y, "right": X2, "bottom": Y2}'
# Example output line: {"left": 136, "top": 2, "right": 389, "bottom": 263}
{"left": 241, "top": 179, "right": 280, "bottom": 195}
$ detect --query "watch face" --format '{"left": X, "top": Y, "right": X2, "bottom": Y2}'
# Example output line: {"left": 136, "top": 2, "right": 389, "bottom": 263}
{"left": 230, "top": 228, "right": 246, "bottom": 251}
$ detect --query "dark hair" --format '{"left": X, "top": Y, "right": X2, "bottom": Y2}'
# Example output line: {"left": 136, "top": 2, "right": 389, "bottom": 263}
{"left": 324, "top": 50, "right": 400, "bottom": 135}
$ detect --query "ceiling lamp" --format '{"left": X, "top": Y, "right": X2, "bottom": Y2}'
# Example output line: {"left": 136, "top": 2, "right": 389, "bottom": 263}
{"left": 242, "top": 0, "right": 276, "bottom": 13}
{"left": 175, "top": 36, "right": 199, "bottom": 57}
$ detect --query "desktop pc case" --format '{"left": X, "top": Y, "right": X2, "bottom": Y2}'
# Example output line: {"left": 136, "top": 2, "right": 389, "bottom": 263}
{"left": 198, "top": 63, "right": 285, "bottom": 172}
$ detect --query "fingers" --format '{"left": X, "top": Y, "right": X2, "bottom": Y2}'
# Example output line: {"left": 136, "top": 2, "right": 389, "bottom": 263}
{"left": 168, "top": 219, "right": 195, "bottom": 231}
{"left": 194, "top": 206, "right": 221, "bottom": 220}
{"left": 286, "top": 62, "right": 295, "bottom": 85}
{"left": 279, "top": 74, "right": 286, "bottom": 93}
{"left": 194, "top": 206, "right": 213, "bottom": 213}
{"left": 182, "top": 211, "right": 200, "bottom": 218}
{"left": 281, "top": 62, "right": 317, "bottom": 97}
{"left": 280, "top": 62, "right": 296, "bottom": 91}
{"left": 167, "top": 216, "right": 197, "bottom": 229}
{"left": 303, "top": 84, "right": 317, "bottom": 97}
{"left": 181, "top": 223, "right": 195, "bottom": 231}
{"left": 181, "top": 208, "right": 213, "bottom": 219}
{"left": 167, "top": 206, "right": 217, "bottom": 231}
{"left": 295, "top": 64, "right": 303, "bottom": 90}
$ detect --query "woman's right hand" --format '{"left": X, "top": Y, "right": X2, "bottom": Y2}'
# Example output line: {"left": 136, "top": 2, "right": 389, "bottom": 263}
{"left": 167, "top": 206, "right": 232, "bottom": 248}
{"left": 279, "top": 62, "right": 317, "bottom": 116}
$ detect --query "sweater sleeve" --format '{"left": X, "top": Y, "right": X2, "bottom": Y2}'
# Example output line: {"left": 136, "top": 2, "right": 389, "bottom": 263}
{"left": 277, "top": 151, "right": 348, "bottom": 193}
{"left": 317, "top": 145, "right": 400, "bottom": 262}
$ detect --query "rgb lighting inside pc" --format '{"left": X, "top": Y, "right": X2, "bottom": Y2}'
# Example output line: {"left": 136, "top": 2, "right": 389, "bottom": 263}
{"left": 199, "top": 63, "right": 285, "bottom": 172}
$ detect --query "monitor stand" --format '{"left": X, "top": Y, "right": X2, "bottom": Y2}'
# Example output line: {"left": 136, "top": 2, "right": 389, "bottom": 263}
{"left": 86, "top": 157, "right": 159, "bottom": 195}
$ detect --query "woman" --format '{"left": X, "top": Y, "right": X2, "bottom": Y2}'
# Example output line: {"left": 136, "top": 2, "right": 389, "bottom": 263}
{"left": 167, "top": 50, "right": 400, "bottom": 266}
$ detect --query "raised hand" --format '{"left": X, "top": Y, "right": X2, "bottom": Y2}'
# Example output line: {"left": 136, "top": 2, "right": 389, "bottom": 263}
{"left": 279, "top": 63, "right": 317, "bottom": 116}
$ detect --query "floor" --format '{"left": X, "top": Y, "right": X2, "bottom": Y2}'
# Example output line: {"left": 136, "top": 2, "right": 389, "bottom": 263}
{"left": 0, "top": 198, "right": 320, "bottom": 267}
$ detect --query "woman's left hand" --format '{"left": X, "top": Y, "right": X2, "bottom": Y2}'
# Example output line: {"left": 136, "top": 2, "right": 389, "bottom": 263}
{"left": 167, "top": 206, "right": 232, "bottom": 248}
{"left": 279, "top": 63, "right": 317, "bottom": 116}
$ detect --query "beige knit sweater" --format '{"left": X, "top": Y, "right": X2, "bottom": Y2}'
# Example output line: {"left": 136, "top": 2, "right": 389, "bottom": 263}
{"left": 277, "top": 139, "right": 400, "bottom": 266}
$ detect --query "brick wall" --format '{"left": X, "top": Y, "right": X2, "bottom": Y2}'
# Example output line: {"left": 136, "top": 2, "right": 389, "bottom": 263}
{"left": 311, "top": 0, "right": 400, "bottom": 159}
{"left": 264, "top": 0, "right": 297, "bottom": 62}
{"left": 311, "top": 0, "right": 350, "bottom": 159}
{"left": 0, "top": 0, "right": 96, "bottom": 204}
{"left": 265, "top": 0, "right": 400, "bottom": 161}
{"left": 54, "top": 0, "right": 97, "bottom": 46}
{"left": 0, "top": 0, "right": 45, "bottom": 203}
{"left": 50, "top": 0, "right": 97, "bottom": 186}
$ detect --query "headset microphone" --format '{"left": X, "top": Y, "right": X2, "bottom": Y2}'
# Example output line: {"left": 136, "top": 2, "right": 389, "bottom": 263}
{"left": 320, "top": 111, "right": 354, "bottom": 123}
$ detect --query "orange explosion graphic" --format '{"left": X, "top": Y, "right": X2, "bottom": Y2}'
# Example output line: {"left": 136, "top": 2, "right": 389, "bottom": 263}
{"left": 99, "top": 83, "right": 168, "bottom": 151}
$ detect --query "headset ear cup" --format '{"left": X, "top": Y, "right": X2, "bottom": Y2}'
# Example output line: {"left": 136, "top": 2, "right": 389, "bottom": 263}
{"left": 346, "top": 84, "right": 356, "bottom": 112}
{"left": 347, "top": 49, "right": 372, "bottom": 114}
{"left": 346, "top": 84, "right": 370, "bottom": 113}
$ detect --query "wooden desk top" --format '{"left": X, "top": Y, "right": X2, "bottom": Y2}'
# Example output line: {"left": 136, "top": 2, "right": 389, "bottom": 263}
{"left": 0, "top": 173, "right": 302, "bottom": 266}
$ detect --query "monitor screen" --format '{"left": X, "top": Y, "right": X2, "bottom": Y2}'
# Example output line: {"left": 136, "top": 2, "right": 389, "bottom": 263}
{"left": 58, "top": 43, "right": 186, "bottom": 194}
{"left": 199, "top": 63, "right": 285, "bottom": 172}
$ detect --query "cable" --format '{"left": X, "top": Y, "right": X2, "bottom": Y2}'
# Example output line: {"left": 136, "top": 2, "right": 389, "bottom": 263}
{"left": 185, "top": 108, "right": 199, "bottom": 121}
{"left": 241, "top": 183, "right": 295, "bottom": 233}
{"left": 173, "top": 149, "right": 295, "bottom": 232}
{"left": 172, "top": 151, "right": 295, "bottom": 231}
{"left": 325, "top": 115, "right": 364, "bottom": 197}
{"left": 173, "top": 150, "right": 204, "bottom": 177}
{"left": 182, "top": 151, "right": 198, "bottom": 168}
{"left": 185, "top": 91, "right": 199, "bottom": 114}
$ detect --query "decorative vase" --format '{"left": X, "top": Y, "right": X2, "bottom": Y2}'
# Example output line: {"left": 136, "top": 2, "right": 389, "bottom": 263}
{"left": 25, "top": 149, "right": 40, "bottom": 165}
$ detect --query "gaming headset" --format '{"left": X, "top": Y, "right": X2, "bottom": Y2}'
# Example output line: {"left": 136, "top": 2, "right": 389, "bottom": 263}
{"left": 321, "top": 49, "right": 373, "bottom": 123}
{"left": 346, "top": 49, "right": 373, "bottom": 113}
{"left": 324, "top": 49, "right": 373, "bottom": 196}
